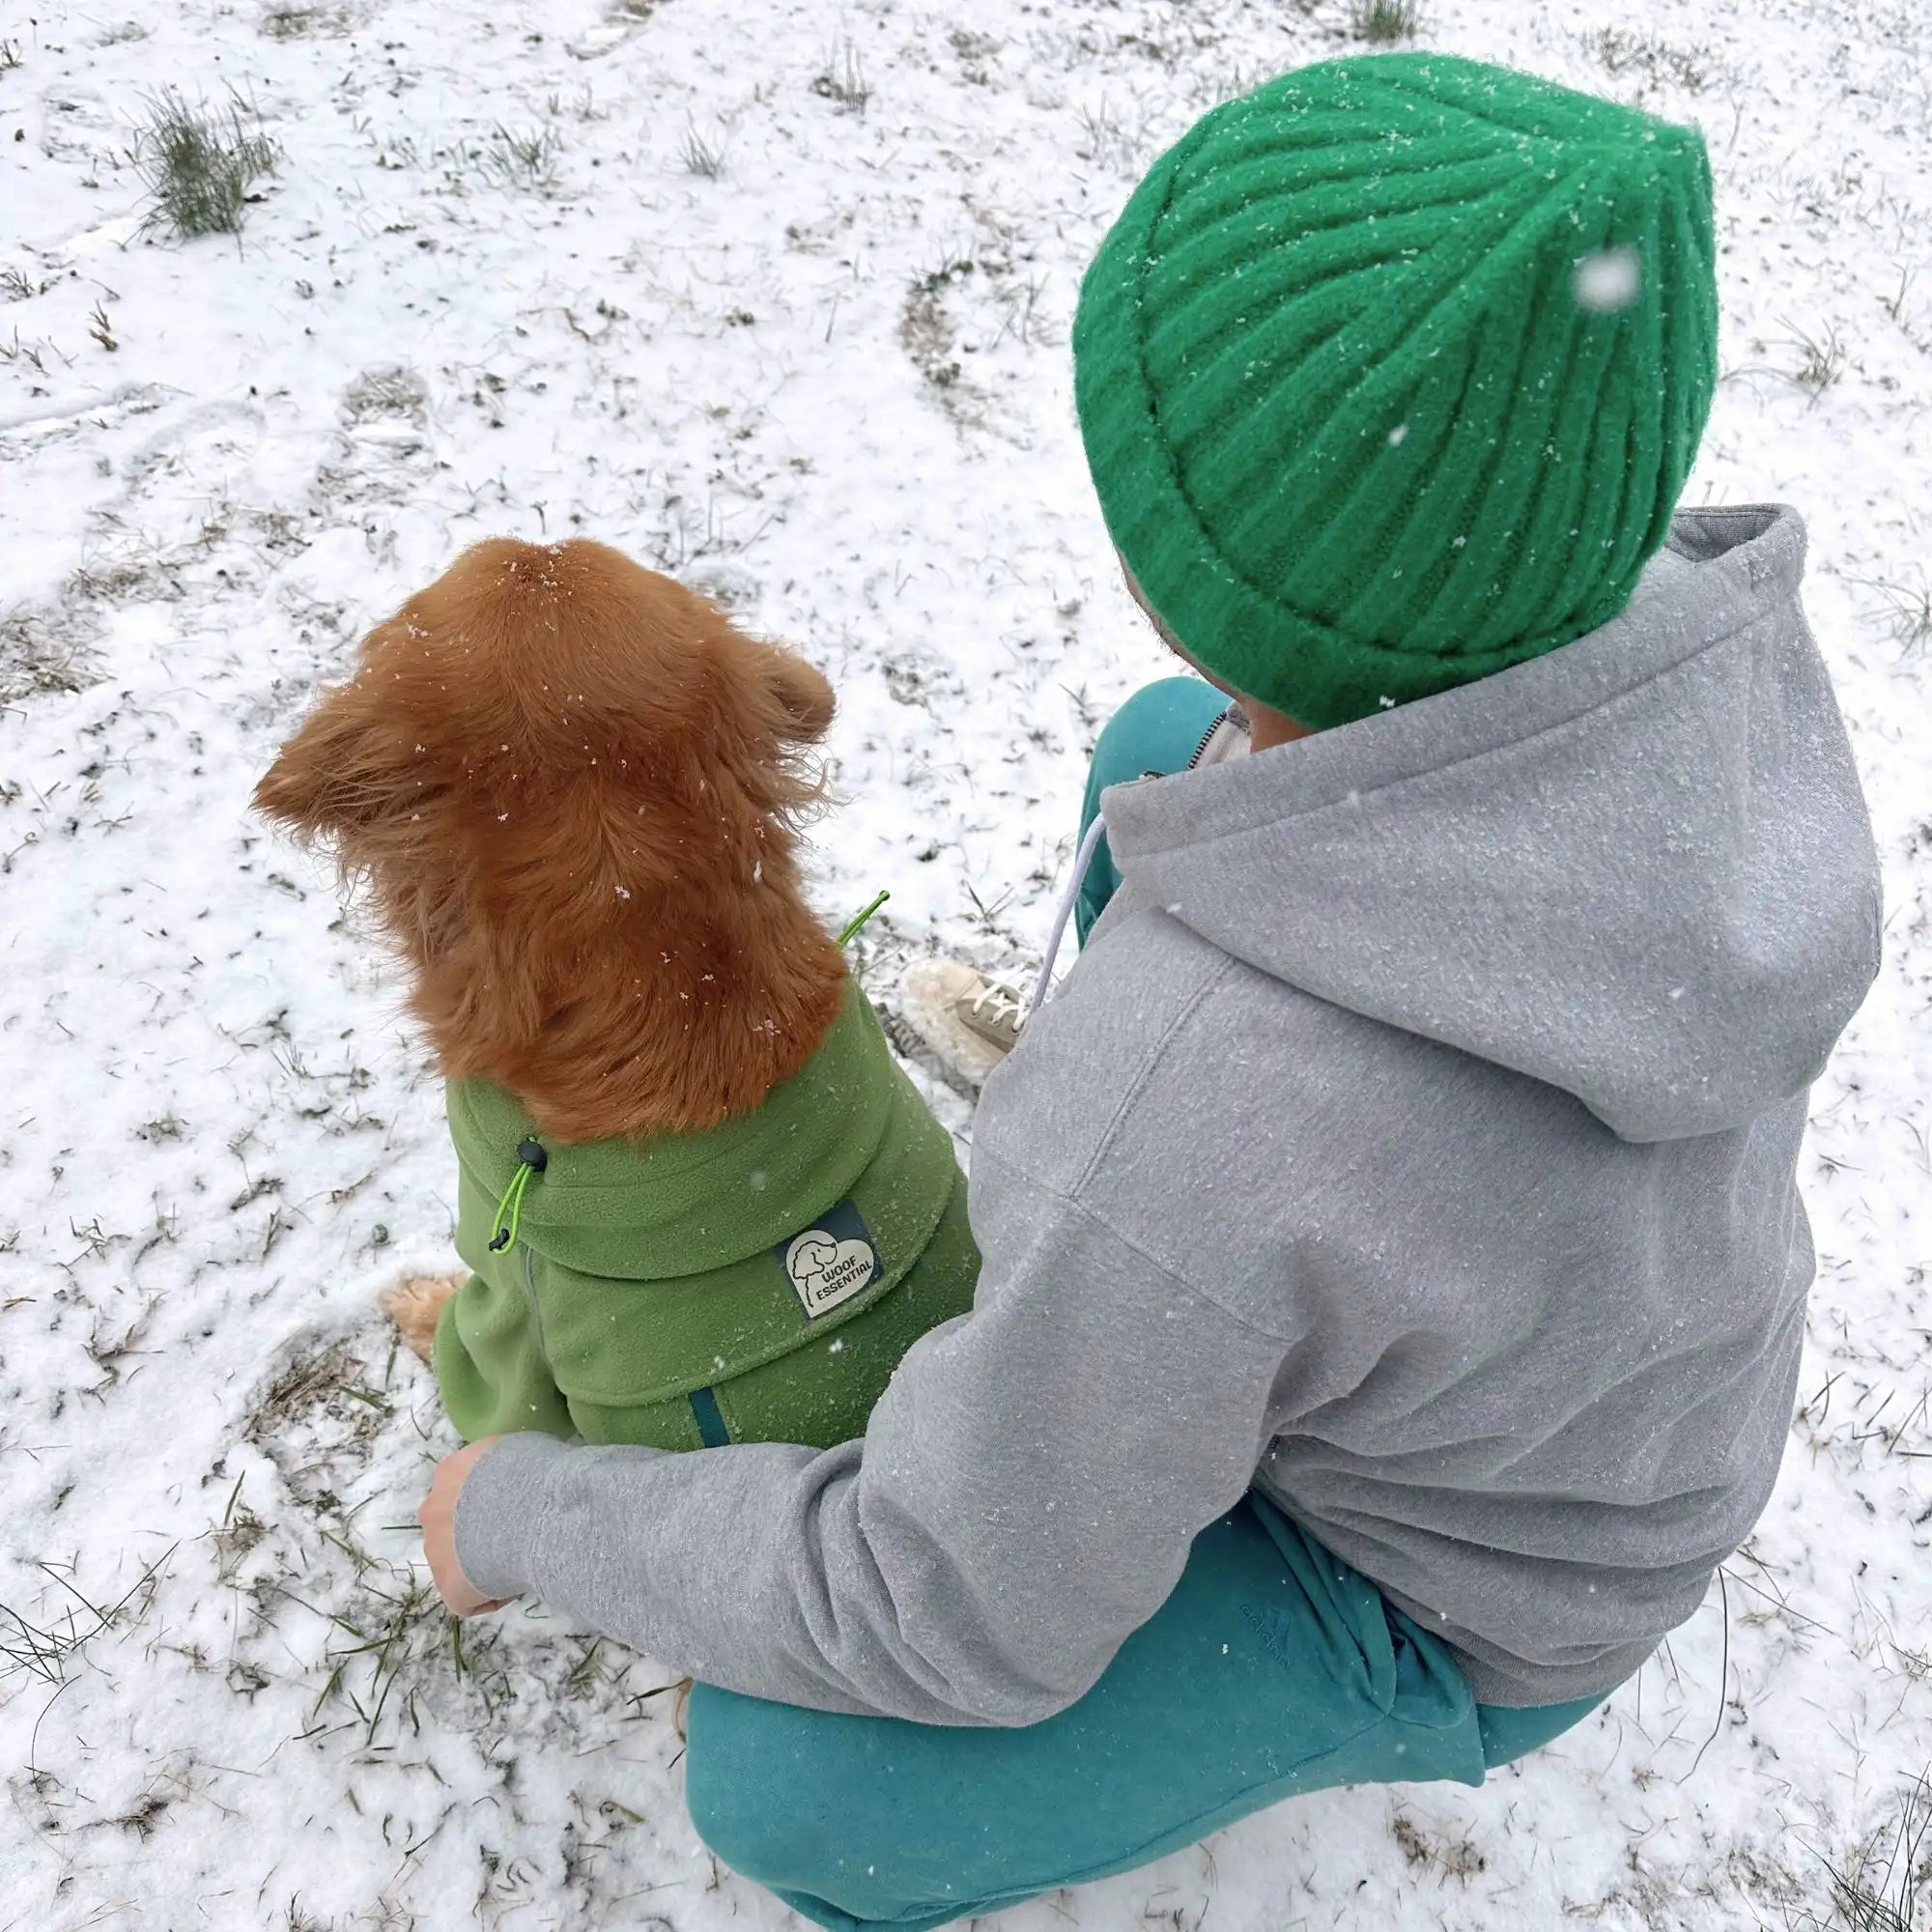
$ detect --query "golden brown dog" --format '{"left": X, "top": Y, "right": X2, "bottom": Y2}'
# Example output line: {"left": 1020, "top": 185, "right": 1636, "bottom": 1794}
{"left": 255, "top": 537, "right": 849, "bottom": 1355}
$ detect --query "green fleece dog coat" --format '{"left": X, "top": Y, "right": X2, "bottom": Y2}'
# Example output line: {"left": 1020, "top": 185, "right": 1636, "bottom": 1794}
{"left": 434, "top": 980, "right": 979, "bottom": 1451}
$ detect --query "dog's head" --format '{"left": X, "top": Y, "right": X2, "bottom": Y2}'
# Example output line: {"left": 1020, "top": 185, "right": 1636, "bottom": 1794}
{"left": 255, "top": 537, "right": 843, "bottom": 1129}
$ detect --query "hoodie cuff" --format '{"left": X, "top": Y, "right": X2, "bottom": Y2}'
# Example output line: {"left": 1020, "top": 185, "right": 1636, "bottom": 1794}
{"left": 453, "top": 1433, "right": 567, "bottom": 1602}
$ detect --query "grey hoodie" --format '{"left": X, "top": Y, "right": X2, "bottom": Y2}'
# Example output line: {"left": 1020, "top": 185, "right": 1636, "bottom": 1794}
{"left": 457, "top": 503, "right": 1881, "bottom": 1717}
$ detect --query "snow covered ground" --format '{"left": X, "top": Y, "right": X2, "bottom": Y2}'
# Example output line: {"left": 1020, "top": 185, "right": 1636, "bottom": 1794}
{"left": 2, "top": 0, "right": 1929, "bottom": 1925}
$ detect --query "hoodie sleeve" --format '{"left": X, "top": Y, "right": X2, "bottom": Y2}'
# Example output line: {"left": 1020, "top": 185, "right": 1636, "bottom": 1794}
{"left": 453, "top": 1144, "right": 1296, "bottom": 1725}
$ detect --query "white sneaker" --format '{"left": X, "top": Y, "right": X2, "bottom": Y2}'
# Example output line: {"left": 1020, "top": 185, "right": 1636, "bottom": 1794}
{"left": 890, "top": 959, "right": 1026, "bottom": 1093}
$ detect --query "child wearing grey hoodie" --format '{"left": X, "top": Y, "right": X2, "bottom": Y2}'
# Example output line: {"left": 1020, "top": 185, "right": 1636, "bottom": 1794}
{"left": 425, "top": 52, "right": 1881, "bottom": 1932}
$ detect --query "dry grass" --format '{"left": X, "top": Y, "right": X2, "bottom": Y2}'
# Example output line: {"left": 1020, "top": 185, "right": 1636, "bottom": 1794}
{"left": 0, "top": 1547, "right": 172, "bottom": 1690}
{"left": 1793, "top": 1775, "right": 1932, "bottom": 1932}
{"left": 900, "top": 257, "right": 975, "bottom": 394}
{"left": 1592, "top": 27, "right": 1713, "bottom": 92}
{"left": 0, "top": 601, "right": 100, "bottom": 704}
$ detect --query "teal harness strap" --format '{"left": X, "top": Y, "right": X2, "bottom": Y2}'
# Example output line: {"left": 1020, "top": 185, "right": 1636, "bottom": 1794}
{"left": 488, "top": 1137, "right": 550, "bottom": 1254}
{"left": 688, "top": 1386, "right": 732, "bottom": 1448}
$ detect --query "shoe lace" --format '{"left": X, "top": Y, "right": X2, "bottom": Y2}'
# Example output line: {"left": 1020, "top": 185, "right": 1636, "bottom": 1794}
{"left": 968, "top": 980, "right": 1024, "bottom": 1030}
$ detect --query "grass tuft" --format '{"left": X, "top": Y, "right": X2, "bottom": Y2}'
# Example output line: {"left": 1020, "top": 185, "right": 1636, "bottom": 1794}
{"left": 1782, "top": 320, "right": 1846, "bottom": 393}
{"left": 1852, "top": 569, "right": 1932, "bottom": 654}
{"left": 1350, "top": 0, "right": 1423, "bottom": 43}
{"left": 482, "top": 123, "right": 561, "bottom": 193}
{"left": 680, "top": 122, "right": 726, "bottom": 178}
{"left": 1075, "top": 98, "right": 1143, "bottom": 173}
{"left": 132, "top": 90, "right": 279, "bottom": 241}
{"left": 259, "top": 3, "right": 348, "bottom": 36}
{"left": 811, "top": 39, "right": 870, "bottom": 114}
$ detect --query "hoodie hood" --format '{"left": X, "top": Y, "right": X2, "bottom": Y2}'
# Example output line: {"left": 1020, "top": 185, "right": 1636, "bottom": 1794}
{"left": 1103, "top": 505, "right": 1881, "bottom": 1143}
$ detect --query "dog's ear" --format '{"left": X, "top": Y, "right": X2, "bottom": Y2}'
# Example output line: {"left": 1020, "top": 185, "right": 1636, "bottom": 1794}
{"left": 253, "top": 638, "right": 429, "bottom": 845}
{"left": 761, "top": 645, "right": 835, "bottom": 745}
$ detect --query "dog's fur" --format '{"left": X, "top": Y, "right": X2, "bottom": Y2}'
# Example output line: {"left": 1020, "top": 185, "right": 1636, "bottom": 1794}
{"left": 386, "top": 1274, "right": 462, "bottom": 1361}
{"left": 255, "top": 538, "right": 848, "bottom": 1148}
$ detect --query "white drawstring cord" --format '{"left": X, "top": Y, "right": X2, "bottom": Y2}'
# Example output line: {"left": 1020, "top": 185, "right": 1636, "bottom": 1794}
{"left": 1029, "top": 812, "right": 1109, "bottom": 1017}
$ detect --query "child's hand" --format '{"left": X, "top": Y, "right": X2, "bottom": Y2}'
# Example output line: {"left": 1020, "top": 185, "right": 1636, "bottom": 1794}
{"left": 420, "top": 1435, "right": 515, "bottom": 1616}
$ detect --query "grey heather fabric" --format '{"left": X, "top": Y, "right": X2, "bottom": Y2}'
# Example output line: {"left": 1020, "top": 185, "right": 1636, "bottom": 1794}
{"left": 457, "top": 503, "right": 1880, "bottom": 1717}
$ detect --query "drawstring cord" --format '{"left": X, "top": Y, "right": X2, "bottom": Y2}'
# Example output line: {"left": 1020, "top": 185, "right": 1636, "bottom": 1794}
{"left": 838, "top": 889, "right": 891, "bottom": 946}
{"left": 1029, "top": 812, "right": 1108, "bottom": 1017}
{"left": 488, "top": 1137, "right": 549, "bottom": 1254}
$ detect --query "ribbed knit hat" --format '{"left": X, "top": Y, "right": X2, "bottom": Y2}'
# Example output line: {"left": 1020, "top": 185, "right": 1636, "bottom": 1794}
{"left": 1072, "top": 52, "right": 1718, "bottom": 729}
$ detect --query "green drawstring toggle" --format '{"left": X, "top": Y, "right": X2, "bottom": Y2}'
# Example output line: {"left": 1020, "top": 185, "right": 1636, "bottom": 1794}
{"left": 838, "top": 889, "right": 890, "bottom": 947}
{"left": 488, "top": 1137, "right": 549, "bottom": 1254}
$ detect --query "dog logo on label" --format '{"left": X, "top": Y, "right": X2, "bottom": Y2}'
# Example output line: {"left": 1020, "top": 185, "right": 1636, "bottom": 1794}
{"left": 774, "top": 1197, "right": 880, "bottom": 1320}
{"left": 781, "top": 1220, "right": 877, "bottom": 1318}
{"left": 783, "top": 1231, "right": 876, "bottom": 1316}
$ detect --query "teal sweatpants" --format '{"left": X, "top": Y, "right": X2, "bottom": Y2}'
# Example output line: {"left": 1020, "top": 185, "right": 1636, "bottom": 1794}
{"left": 1076, "top": 675, "right": 1232, "bottom": 944}
{"left": 686, "top": 1499, "right": 1604, "bottom": 1931}
{"left": 683, "top": 679, "right": 1607, "bottom": 1929}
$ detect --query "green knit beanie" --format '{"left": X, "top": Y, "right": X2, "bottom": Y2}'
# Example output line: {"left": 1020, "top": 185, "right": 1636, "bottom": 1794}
{"left": 1072, "top": 52, "right": 1719, "bottom": 728}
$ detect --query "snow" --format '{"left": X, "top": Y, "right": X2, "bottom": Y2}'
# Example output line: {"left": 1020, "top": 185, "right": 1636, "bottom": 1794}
{"left": 2, "top": 1, "right": 1929, "bottom": 1929}
{"left": 1573, "top": 244, "right": 1641, "bottom": 312}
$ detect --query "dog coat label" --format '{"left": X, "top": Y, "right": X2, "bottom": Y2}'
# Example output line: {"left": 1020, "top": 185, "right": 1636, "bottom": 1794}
{"left": 776, "top": 1199, "right": 878, "bottom": 1320}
